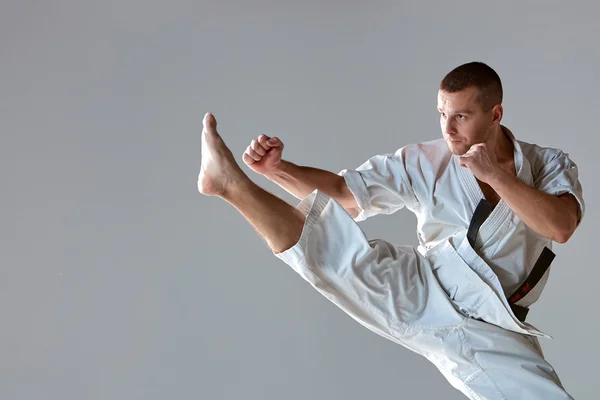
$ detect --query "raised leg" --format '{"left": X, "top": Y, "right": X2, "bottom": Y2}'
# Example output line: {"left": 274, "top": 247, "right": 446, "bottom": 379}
{"left": 198, "top": 113, "right": 305, "bottom": 254}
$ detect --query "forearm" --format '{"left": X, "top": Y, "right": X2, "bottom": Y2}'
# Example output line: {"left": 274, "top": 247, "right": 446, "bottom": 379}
{"left": 489, "top": 171, "right": 578, "bottom": 243}
{"left": 265, "top": 160, "right": 354, "bottom": 207}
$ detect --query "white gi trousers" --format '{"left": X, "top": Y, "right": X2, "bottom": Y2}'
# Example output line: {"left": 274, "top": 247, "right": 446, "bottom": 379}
{"left": 274, "top": 190, "right": 573, "bottom": 400}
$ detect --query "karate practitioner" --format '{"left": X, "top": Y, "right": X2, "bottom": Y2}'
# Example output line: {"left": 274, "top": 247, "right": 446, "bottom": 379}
{"left": 198, "top": 61, "right": 584, "bottom": 399}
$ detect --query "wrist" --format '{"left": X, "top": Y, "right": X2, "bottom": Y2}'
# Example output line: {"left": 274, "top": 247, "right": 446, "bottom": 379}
{"left": 488, "top": 168, "right": 512, "bottom": 189}
{"left": 264, "top": 160, "right": 288, "bottom": 180}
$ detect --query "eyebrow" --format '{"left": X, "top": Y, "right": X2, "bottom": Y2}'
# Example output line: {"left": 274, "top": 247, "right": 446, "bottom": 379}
{"left": 437, "top": 108, "right": 474, "bottom": 114}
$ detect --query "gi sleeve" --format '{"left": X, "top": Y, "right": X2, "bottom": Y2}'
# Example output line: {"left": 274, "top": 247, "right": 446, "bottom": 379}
{"left": 337, "top": 147, "right": 418, "bottom": 222}
{"left": 534, "top": 150, "right": 585, "bottom": 224}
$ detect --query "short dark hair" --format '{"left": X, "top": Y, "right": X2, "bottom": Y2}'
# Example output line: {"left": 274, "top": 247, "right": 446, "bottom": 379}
{"left": 440, "top": 61, "right": 503, "bottom": 111}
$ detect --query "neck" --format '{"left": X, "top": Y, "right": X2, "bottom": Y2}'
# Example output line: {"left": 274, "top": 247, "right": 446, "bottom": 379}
{"left": 488, "top": 125, "right": 513, "bottom": 163}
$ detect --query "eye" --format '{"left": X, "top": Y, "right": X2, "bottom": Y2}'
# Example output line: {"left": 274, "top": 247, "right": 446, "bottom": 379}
{"left": 457, "top": 114, "right": 465, "bottom": 120}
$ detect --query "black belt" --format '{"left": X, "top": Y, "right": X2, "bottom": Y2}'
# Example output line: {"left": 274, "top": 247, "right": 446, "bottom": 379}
{"left": 467, "top": 199, "right": 555, "bottom": 322}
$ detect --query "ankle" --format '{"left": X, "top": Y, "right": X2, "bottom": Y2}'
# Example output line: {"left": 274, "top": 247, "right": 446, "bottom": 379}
{"left": 222, "top": 176, "right": 255, "bottom": 202}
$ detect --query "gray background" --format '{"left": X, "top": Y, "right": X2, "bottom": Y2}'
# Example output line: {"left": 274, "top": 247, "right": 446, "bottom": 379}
{"left": 2, "top": 1, "right": 598, "bottom": 399}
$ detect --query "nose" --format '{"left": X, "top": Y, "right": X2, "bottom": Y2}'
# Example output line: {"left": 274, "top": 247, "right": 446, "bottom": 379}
{"left": 442, "top": 117, "right": 456, "bottom": 135}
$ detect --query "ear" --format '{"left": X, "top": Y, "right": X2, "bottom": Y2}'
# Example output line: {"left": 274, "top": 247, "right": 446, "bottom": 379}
{"left": 492, "top": 104, "right": 503, "bottom": 123}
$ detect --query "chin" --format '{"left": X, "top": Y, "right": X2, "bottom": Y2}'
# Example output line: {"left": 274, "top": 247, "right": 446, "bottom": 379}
{"left": 446, "top": 141, "right": 468, "bottom": 155}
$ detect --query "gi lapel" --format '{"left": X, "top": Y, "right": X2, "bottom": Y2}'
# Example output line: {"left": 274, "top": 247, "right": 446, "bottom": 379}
{"left": 454, "top": 125, "right": 531, "bottom": 249}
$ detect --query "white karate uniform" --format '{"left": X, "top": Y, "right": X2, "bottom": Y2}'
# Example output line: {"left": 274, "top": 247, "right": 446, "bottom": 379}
{"left": 274, "top": 126, "right": 584, "bottom": 399}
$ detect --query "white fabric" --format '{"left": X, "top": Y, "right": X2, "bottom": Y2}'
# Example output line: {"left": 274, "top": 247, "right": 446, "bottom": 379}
{"left": 273, "top": 125, "right": 582, "bottom": 399}
{"left": 339, "top": 125, "right": 584, "bottom": 314}
{"left": 274, "top": 191, "right": 572, "bottom": 399}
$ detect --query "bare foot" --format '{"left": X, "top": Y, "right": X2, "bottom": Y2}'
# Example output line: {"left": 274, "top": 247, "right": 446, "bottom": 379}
{"left": 198, "top": 113, "right": 247, "bottom": 197}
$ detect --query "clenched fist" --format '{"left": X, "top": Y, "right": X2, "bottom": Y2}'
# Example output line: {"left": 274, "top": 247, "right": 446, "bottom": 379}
{"left": 458, "top": 142, "right": 502, "bottom": 184}
{"left": 242, "top": 134, "right": 284, "bottom": 175}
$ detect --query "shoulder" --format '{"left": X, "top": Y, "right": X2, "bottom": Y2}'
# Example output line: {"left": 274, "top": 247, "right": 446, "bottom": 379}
{"left": 519, "top": 139, "right": 566, "bottom": 160}
{"left": 392, "top": 138, "right": 451, "bottom": 168}
{"left": 519, "top": 139, "right": 574, "bottom": 176}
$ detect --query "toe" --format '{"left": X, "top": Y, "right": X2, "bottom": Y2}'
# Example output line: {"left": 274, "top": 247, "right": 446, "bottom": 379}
{"left": 203, "top": 113, "right": 217, "bottom": 133}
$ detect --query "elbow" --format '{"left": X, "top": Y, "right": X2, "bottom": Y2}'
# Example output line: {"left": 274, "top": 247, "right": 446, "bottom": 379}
{"left": 552, "top": 226, "right": 577, "bottom": 244}
{"left": 552, "top": 194, "right": 582, "bottom": 244}
{"left": 553, "top": 233, "right": 570, "bottom": 244}
{"left": 337, "top": 176, "right": 359, "bottom": 210}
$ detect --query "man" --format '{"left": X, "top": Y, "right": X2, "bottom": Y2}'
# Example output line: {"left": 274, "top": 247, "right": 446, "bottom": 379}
{"left": 198, "top": 62, "right": 584, "bottom": 399}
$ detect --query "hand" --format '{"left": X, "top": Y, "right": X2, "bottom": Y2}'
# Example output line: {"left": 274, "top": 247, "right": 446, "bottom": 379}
{"left": 242, "top": 134, "right": 284, "bottom": 175}
{"left": 458, "top": 143, "right": 503, "bottom": 184}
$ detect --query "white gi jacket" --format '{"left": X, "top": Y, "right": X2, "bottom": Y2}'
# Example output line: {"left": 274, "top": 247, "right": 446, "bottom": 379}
{"left": 339, "top": 125, "right": 585, "bottom": 338}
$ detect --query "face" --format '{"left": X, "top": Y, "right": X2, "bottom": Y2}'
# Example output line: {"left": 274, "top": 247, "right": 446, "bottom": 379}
{"left": 437, "top": 86, "right": 501, "bottom": 155}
